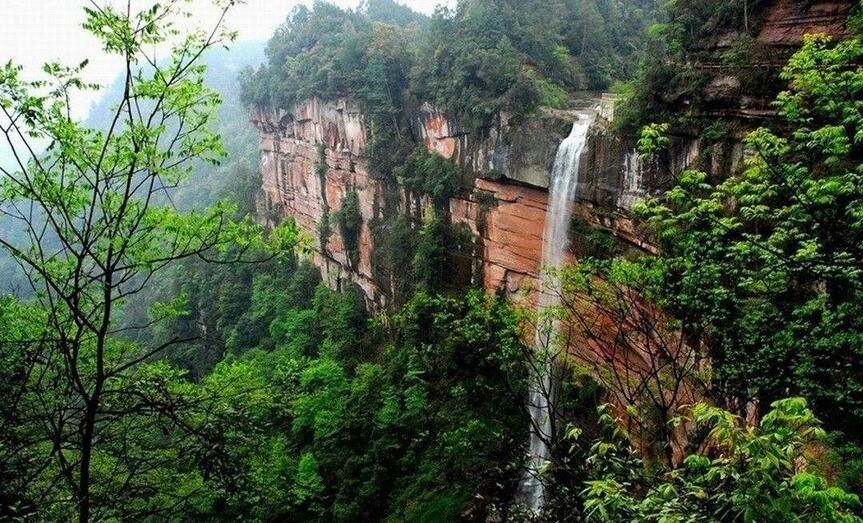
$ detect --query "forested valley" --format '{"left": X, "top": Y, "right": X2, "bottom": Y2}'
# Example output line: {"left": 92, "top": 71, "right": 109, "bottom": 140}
{"left": 1, "top": 0, "right": 862, "bottom": 521}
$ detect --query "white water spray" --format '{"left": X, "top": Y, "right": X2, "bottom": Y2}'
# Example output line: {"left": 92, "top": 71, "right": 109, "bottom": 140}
{"left": 518, "top": 111, "right": 595, "bottom": 512}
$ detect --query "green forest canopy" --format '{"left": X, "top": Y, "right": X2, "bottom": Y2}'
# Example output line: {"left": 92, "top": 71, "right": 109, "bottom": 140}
{"left": 2, "top": 0, "right": 863, "bottom": 521}
{"left": 241, "top": 0, "right": 658, "bottom": 129}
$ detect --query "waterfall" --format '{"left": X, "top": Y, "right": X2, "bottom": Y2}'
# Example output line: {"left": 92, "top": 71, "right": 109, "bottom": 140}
{"left": 518, "top": 110, "right": 596, "bottom": 512}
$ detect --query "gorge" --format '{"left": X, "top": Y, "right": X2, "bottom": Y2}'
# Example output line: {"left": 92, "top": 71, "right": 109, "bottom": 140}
{"left": 242, "top": 0, "right": 862, "bottom": 517}
{"left": 1, "top": 0, "right": 861, "bottom": 520}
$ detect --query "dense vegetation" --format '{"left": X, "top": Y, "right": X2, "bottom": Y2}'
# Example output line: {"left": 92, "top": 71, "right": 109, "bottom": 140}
{"left": 0, "top": 4, "right": 529, "bottom": 520}
{"left": 2, "top": 0, "right": 863, "bottom": 522}
{"left": 242, "top": 0, "right": 658, "bottom": 131}
{"left": 579, "top": 399, "right": 862, "bottom": 521}
{"left": 135, "top": 260, "right": 531, "bottom": 521}
{"left": 630, "top": 28, "right": 863, "bottom": 487}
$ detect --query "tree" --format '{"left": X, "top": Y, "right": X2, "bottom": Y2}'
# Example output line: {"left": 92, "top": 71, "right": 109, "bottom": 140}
{"left": 0, "top": 297, "right": 49, "bottom": 518}
{"left": 413, "top": 211, "right": 448, "bottom": 291}
{"left": 581, "top": 398, "right": 862, "bottom": 522}
{"left": 334, "top": 190, "right": 362, "bottom": 269}
{"left": 632, "top": 32, "right": 863, "bottom": 439}
{"left": 556, "top": 259, "right": 710, "bottom": 467}
{"left": 0, "top": 1, "right": 297, "bottom": 520}
{"left": 636, "top": 122, "right": 669, "bottom": 193}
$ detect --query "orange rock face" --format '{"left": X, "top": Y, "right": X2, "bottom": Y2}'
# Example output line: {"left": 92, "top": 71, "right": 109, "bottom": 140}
{"left": 254, "top": 99, "right": 542, "bottom": 307}
{"left": 421, "top": 112, "right": 459, "bottom": 160}
{"left": 473, "top": 178, "right": 546, "bottom": 295}
{"left": 758, "top": 0, "right": 852, "bottom": 46}
{"left": 253, "top": 99, "right": 385, "bottom": 306}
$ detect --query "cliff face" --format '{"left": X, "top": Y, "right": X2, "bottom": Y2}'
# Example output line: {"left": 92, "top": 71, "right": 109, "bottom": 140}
{"left": 253, "top": 100, "right": 550, "bottom": 307}
{"left": 757, "top": 0, "right": 852, "bottom": 46}
{"left": 250, "top": 0, "right": 855, "bottom": 310}
{"left": 252, "top": 97, "right": 709, "bottom": 308}
{"left": 253, "top": 100, "right": 382, "bottom": 304}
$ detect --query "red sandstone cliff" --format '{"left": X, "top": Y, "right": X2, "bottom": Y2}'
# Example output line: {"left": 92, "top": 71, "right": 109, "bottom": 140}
{"left": 250, "top": 89, "right": 742, "bottom": 312}
{"left": 250, "top": 0, "right": 854, "bottom": 311}
{"left": 256, "top": 100, "right": 544, "bottom": 307}
{"left": 757, "top": 0, "right": 852, "bottom": 46}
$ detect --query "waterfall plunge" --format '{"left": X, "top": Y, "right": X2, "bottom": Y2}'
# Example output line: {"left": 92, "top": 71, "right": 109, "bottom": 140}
{"left": 518, "top": 111, "right": 595, "bottom": 512}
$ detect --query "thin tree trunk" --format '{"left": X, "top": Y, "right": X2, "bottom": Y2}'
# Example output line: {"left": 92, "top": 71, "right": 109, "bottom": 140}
{"left": 78, "top": 257, "right": 113, "bottom": 522}
{"left": 78, "top": 400, "right": 97, "bottom": 523}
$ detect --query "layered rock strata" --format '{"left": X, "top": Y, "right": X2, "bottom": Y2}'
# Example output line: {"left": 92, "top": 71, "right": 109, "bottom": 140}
{"left": 252, "top": 97, "right": 705, "bottom": 308}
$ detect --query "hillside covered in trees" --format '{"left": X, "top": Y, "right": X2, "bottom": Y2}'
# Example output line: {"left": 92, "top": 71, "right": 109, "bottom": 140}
{"left": 243, "top": 0, "right": 657, "bottom": 143}
{"left": 1, "top": 0, "right": 863, "bottom": 522}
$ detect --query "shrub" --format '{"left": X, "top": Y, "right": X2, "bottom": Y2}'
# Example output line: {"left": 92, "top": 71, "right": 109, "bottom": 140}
{"left": 581, "top": 399, "right": 862, "bottom": 522}
{"left": 334, "top": 190, "right": 362, "bottom": 268}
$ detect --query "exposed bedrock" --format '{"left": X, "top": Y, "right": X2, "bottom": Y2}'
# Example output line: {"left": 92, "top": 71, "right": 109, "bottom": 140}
{"left": 250, "top": 96, "right": 737, "bottom": 309}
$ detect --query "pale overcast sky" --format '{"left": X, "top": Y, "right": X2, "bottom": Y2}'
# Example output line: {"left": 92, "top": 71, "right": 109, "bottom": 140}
{"left": 0, "top": 0, "right": 451, "bottom": 118}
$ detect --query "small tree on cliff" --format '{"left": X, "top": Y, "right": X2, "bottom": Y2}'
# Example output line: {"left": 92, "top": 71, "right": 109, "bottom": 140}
{"left": 0, "top": 1, "right": 297, "bottom": 520}
{"left": 636, "top": 122, "right": 669, "bottom": 194}
{"left": 552, "top": 259, "right": 709, "bottom": 467}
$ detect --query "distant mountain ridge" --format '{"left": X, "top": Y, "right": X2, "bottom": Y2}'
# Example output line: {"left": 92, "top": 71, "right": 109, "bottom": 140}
{"left": 0, "top": 40, "right": 267, "bottom": 295}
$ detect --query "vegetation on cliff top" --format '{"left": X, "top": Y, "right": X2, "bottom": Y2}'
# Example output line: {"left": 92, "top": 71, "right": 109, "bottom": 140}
{"left": 613, "top": 0, "right": 860, "bottom": 129}
{"left": 242, "top": 0, "right": 658, "bottom": 130}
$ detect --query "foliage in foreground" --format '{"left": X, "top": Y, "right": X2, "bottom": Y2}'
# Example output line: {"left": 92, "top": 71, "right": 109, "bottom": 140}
{"left": 531, "top": 22, "right": 863, "bottom": 520}
{"left": 581, "top": 399, "right": 861, "bottom": 522}
{"left": 632, "top": 32, "right": 863, "bottom": 449}
{"left": 0, "top": 2, "right": 297, "bottom": 520}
